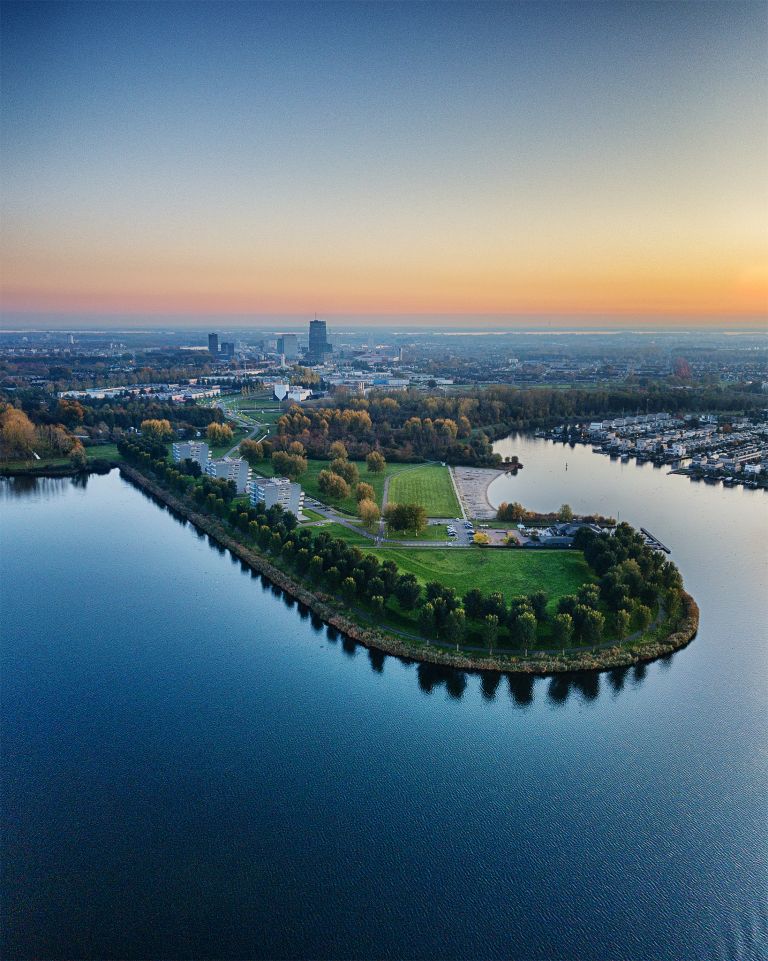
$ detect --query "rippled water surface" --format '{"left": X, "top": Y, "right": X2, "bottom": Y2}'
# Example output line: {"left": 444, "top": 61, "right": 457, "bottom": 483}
{"left": 1, "top": 440, "right": 767, "bottom": 960}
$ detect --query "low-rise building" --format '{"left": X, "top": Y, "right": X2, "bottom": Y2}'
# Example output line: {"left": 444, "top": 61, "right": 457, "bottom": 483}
{"left": 250, "top": 476, "right": 304, "bottom": 515}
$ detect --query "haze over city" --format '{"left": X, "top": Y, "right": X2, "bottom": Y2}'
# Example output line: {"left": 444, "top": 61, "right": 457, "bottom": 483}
{"left": 2, "top": 0, "right": 766, "bottom": 327}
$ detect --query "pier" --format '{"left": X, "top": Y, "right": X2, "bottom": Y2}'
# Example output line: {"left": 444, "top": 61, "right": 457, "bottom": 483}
{"left": 640, "top": 527, "right": 671, "bottom": 554}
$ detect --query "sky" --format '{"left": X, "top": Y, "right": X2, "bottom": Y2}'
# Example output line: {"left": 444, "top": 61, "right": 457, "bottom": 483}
{"left": 1, "top": 0, "right": 766, "bottom": 328}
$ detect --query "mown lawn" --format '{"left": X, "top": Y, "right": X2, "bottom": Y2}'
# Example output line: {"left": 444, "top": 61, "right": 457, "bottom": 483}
{"left": 387, "top": 464, "right": 461, "bottom": 517}
{"left": 384, "top": 523, "right": 453, "bottom": 542}
{"left": 371, "top": 547, "right": 592, "bottom": 610}
{"left": 317, "top": 522, "right": 375, "bottom": 546}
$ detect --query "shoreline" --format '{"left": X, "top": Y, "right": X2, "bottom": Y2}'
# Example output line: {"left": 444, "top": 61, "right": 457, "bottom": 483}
{"left": 119, "top": 464, "right": 700, "bottom": 676}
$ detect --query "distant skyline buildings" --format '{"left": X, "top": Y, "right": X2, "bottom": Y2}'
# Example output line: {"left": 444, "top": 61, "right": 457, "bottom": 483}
{"left": 1, "top": 2, "right": 766, "bottom": 326}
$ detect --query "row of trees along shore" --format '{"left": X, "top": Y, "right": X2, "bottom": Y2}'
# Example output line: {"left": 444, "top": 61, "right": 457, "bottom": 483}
{"left": 118, "top": 437, "right": 688, "bottom": 653}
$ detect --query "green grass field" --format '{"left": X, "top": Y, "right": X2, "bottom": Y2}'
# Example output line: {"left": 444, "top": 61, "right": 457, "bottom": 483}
{"left": 387, "top": 464, "right": 461, "bottom": 517}
{"left": 372, "top": 547, "right": 592, "bottom": 609}
{"left": 384, "top": 523, "right": 453, "bottom": 542}
{"left": 317, "top": 522, "right": 374, "bottom": 546}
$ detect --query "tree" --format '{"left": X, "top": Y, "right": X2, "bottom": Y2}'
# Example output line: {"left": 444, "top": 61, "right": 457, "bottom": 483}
{"left": 358, "top": 498, "right": 380, "bottom": 529}
{"left": 580, "top": 608, "right": 605, "bottom": 645}
{"left": 272, "top": 450, "right": 307, "bottom": 479}
{"left": 482, "top": 614, "right": 499, "bottom": 653}
{"left": 355, "top": 482, "right": 375, "bottom": 502}
{"left": 529, "top": 590, "right": 548, "bottom": 621}
{"left": 497, "top": 501, "right": 528, "bottom": 522}
{"left": 473, "top": 532, "right": 490, "bottom": 545}
{"left": 463, "top": 588, "right": 484, "bottom": 620}
{"left": 330, "top": 457, "right": 359, "bottom": 485}
{"left": 309, "top": 555, "right": 324, "bottom": 582}
{"left": 558, "top": 503, "right": 574, "bottom": 522}
{"left": 444, "top": 608, "right": 466, "bottom": 649}
{"left": 0, "top": 407, "right": 37, "bottom": 457}
{"left": 70, "top": 444, "right": 88, "bottom": 470}
{"left": 615, "top": 609, "right": 631, "bottom": 639}
{"left": 370, "top": 595, "right": 385, "bottom": 618}
{"left": 206, "top": 422, "right": 233, "bottom": 445}
{"left": 633, "top": 604, "right": 653, "bottom": 631}
{"left": 287, "top": 441, "right": 306, "bottom": 457}
{"left": 395, "top": 574, "right": 421, "bottom": 610}
{"left": 341, "top": 577, "right": 357, "bottom": 603}
{"left": 552, "top": 612, "right": 573, "bottom": 647}
{"left": 418, "top": 602, "right": 435, "bottom": 639}
{"left": 366, "top": 451, "right": 386, "bottom": 473}
{"left": 140, "top": 418, "right": 174, "bottom": 442}
{"left": 517, "top": 611, "right": 537, "bottom": 649}
{"left": 328, "top": 440, "right": 348, "bottom": 460}
{"left": 318, "top": 470, "right": 350, "bottom": 500}
{"left": 240, "top": 439, "right": 264, "bottom": 465}
{"left": 384, "top": 503, "right": 427, "bottom": 535}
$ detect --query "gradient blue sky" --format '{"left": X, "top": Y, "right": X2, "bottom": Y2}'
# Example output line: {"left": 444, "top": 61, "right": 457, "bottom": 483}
{"left": 1, "top": 1, "right": 766, "bottom": 326}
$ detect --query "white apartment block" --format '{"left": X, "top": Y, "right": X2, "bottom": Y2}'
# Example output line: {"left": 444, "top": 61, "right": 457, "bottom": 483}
{"left": 205, "top": 457, "right": 251, "bottom": 493}
{"left": 250, "top": 476, "right": 304, "bottom": 516}
{"left": 172, "top": 441, "right": 210, "bottom": 468}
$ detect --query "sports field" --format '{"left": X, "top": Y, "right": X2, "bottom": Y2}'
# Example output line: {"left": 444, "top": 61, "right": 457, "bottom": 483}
{"left": 387, "top": 464, "right": 461, "bottom": 517}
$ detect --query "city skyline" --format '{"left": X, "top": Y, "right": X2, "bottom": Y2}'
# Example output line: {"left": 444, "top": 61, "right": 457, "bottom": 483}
{"left": 1, "top": 1, "right": 767, "bottom": 326}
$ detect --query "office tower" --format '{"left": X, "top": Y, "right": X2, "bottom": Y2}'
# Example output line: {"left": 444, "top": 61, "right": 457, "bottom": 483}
{"left": 308, "top": 318, "right": 330, "bottom": 364}
{"left": 277, "top": 334, "right": 298, "bottom": 361}
{"left": 208, "top": 333, "right": 219, "bottom": 355}
{"left": 220, "top": 341, "right": 235, "bottom": 359}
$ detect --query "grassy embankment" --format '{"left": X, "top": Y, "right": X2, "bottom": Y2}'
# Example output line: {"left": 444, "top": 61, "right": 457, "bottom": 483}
{"left": 386, "top": 464, "right": 461, "bottom": 517}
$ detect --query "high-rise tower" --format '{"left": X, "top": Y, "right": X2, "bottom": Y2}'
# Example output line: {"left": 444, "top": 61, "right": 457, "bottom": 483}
{"left": 208, "top": 332, "right": 219, "bottom": 355}
{"left": 308, "top": 319, "right": 329, "bottom": 364}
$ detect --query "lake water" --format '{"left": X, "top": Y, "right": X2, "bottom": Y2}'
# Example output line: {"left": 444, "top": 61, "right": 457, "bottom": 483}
{"left": 1, "top": 438, "right": 766, "bottom": 960}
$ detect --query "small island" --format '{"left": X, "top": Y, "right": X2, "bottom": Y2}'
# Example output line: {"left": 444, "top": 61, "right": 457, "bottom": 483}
{"left": 117, "top": 431, "right": 699, "bottom": 676}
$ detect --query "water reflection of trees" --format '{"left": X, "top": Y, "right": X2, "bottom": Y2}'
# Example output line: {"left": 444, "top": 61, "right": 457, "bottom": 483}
{"left": 0, "top": 475, "right": 71, "bottom": 500}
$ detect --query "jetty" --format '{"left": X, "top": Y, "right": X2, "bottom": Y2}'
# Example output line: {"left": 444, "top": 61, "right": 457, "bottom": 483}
{"left": 640, "top": 527, "right": 671, "bottom": 554}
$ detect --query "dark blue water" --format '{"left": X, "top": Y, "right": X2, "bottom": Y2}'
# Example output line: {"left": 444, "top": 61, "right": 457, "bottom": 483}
{"left": 2, "top": 442, "right": 766, "bottom": 960}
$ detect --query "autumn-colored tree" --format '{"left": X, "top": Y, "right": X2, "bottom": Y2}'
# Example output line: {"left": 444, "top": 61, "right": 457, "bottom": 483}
{"left": 318, "top": 469, "right": 350, "bottom": 500}
{"left": 0, "top": 407, "right": 37, "bottom": 458}
{"left": 355, "top": 482, "right": 375, "bottom": 502}
{"left": 141, "top": 419, "right": 173, "bottom": 442}
{"left": 365, "top": 451, "right": 386, "bottom": 473}
{"left": 328, "top": 440, "right": 348, "bottom": 460}
{"left": 288, "top": 441, "right": 306, "bottom": 457}
{"left": 330, "top": 457, "right": 358, "bottom": 485}
{"left": 497, "top": 501, "right": 527, "bottom": 522}
{"left": 240, "top": 439, "right": 265, "bottom": 465}
{"left": 206, "top": 422, "right": 234, "bottom": 445}
{"left": 358, "top": 498, "right": 380, "bottom": 529}
{"left": 272, "top": 450, "right": 307, "bottom": 479}
{"left": 473, "top": 531, "right": 490, "bottom": 545}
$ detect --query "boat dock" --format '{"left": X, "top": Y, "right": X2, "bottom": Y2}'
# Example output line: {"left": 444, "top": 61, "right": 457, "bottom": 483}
{"left": 640, "top": 527, "right": 671, "bottom": 554}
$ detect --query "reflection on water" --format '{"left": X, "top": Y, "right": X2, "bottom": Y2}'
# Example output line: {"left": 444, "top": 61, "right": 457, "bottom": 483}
{"left": 0, "top": 475, "right": 74, "bottom": 500}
